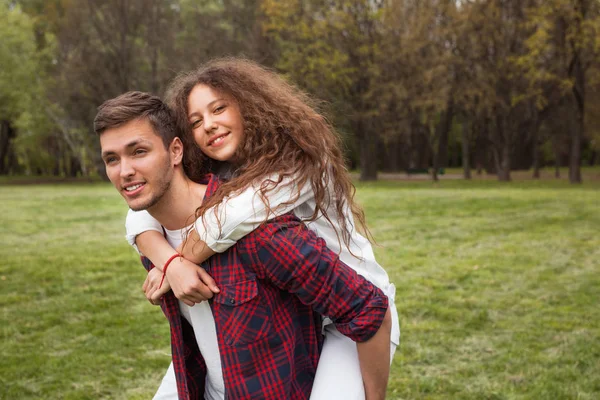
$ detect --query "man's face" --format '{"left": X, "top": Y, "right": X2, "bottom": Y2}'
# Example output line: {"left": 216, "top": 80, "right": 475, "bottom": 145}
{"left": 100, "top": 118, "right": 174, "bottom": 211}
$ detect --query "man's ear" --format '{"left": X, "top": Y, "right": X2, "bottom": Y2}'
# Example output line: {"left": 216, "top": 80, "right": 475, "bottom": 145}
{"left": 170, "top": 137, "right": 184, "bottom": 166}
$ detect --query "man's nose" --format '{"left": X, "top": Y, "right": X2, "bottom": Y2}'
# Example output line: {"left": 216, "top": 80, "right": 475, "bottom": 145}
{"left": 120, "top": 158, "right": 135, "bottom": 178}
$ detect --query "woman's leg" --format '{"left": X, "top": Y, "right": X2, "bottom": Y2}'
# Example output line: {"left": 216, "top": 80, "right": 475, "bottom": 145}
{"left": 153, "top": 362, "right": 179, "bottom": 400}
{"left": 309, "top": 325, "right": 365, "bottom": 400}
{"left": 310, "top": 286, "right": 399, "bottom": 400}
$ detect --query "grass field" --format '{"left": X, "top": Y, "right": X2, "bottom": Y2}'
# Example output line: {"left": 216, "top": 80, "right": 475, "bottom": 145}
{"left": 1, "top": 177, "right": 599, "bottom": 399}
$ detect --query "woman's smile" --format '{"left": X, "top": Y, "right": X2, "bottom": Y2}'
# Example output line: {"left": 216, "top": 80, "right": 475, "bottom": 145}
{"left": 207, "top": 132, "right": 231, "bottom": 147}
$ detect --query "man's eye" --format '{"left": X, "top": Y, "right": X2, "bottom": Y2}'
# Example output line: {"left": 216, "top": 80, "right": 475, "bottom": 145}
{"left": 134, "top": 149, "right": 146, "bottom": 156}
{"left": 105, "top": 157, "right": 117, "bottom": 165}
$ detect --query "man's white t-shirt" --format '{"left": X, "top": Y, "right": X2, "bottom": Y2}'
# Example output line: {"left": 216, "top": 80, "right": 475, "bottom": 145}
{"left": 154, "top": 227, "right": 225, "bottom": 400}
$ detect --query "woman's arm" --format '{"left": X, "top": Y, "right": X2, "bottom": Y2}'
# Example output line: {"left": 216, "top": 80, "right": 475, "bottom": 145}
{"left": 127, "top": 175, "right": 313, "bottom": 302}
{"left": 179, "top": 174, "right": 313, "bottom": 263}
{"left": 126, "top": 210, "right": 219, "bottom": 306}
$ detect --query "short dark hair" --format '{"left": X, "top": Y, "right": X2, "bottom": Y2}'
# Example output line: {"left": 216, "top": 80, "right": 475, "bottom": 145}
{"left": 94, "top": 91, "right": 177, "bottom": 148}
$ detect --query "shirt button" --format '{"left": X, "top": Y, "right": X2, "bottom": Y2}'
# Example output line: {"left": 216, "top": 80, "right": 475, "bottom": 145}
{"left": 229, "top": 298, "right": 235, "bottom": 304}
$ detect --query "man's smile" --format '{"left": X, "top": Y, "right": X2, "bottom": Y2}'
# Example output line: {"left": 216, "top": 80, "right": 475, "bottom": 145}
{"left": 122, "top": 182, "right": 146, "bottom": 197}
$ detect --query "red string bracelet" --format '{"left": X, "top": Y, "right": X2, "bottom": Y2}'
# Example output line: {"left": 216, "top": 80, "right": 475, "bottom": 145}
{"left": 159, "top": 253, "right": 181, "bottom": 289}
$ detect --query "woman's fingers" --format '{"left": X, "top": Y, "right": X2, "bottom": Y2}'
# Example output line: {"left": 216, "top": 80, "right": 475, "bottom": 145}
{"left": 197, "top": 268, "right": 220, "bottom": 293}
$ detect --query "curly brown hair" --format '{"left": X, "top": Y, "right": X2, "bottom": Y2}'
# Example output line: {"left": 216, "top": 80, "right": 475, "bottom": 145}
{"left": 165, "top": 58, "right": 372, "bottom": 252}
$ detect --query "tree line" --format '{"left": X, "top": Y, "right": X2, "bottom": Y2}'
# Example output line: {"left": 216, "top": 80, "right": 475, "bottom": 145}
{"left": 1, "top": 0, "right": 599, "bottom": 182}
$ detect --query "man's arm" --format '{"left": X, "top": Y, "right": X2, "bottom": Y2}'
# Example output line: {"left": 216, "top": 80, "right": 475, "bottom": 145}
{"left": 358, "top": 308, "right": 392, "bottom": 400}
{"left": 241, "top": 217, "right": 391, "bottom": 399}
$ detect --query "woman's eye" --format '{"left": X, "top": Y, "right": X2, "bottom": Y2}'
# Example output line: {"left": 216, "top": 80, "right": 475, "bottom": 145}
{"left": 214, "top": 105, "right": 225, "bottom": 113}
{"left": 191, "top": 119, "right": 203, "bottom": 128}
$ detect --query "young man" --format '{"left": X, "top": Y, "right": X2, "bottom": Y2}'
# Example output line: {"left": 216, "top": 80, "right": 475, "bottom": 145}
{"left": 95, "top": 91, "right": 392, "bottom": 400}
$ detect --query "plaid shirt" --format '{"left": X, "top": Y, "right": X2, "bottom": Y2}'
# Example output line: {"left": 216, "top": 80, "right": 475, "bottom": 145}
{"left": 141, "top": 175, "right": 389, "bottom": 399}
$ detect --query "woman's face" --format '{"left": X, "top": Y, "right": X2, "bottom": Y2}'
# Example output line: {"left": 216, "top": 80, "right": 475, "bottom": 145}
{"left": 187, "top": 84, "right": 244, "bottom": 163}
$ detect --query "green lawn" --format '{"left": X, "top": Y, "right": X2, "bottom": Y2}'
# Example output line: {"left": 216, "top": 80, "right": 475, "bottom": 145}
{"left": 1, "top": 179, "right": 599, "bottom": 399}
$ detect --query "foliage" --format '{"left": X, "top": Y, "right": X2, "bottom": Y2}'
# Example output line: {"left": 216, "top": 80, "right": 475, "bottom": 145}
{"left": 1, "top": 0, "right": 599, "bottom": 180}
{"left": 262, "top": 0, "right": 385, "bottom": 178}
{"left": 514, "top": 0, "right": 600, "bottom": 182}
{"left": 0, "top": 2, "right": 52, "bottom": 172}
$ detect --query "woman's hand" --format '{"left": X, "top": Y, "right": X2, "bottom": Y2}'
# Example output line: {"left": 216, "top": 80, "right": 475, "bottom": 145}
{"left": 165, "top": 257, "right": 220, "bottom": 306}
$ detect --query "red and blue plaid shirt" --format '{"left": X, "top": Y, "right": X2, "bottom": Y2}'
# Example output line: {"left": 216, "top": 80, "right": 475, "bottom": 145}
{"left": 141, "top": 175, "right": 389, "bottom": 399}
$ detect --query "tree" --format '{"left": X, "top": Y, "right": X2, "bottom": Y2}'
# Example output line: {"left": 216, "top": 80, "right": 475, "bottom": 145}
{"left": 517, "top": 0, "right": 600, "bottom": 183}
{"left": 0, "top": 1, "right": 58, "bottom": 175}
{"left": 263, "top": 0, "right": 385, "bottom": 181}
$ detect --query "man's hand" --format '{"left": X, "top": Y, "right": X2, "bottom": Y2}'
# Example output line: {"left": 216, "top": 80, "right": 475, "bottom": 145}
{"left": 142, "top": 268, "right": 171, "bottom": 305}
{"left": 165, "top": 257, "right": 220, "bottom": 306}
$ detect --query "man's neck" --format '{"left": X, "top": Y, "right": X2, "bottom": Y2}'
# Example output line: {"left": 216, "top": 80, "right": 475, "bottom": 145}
{"left": 147, "top": 173, "right": 207, "bottom": 230}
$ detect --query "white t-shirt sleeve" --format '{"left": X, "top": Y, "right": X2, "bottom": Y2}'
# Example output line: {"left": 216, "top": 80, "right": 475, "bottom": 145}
{"left": 125, "top": 209, "right": 163, "bottom": 254}
{"left": 197, "top": 175, "right": 314, "bottom": 253}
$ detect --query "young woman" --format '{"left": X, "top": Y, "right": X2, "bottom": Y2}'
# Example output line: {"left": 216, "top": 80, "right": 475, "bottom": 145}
{"left": 127, "top": 58, "right": 400, "bottom": 400}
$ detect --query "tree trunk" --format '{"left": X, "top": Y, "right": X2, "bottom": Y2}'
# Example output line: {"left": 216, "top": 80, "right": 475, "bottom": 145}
{"left": 385, "top": 137, "right": 401, "bottom": 172}
{"left": 53, "top": 157, "right": 61, "bottom": 176}
{"left": 589, "top": 150, "right": 597, "bottom": 166}
{"left": 70, "top": 156, "right": 82, "bottom": 177}
{"left": 430, "top": 124, "right": 440, "bottom": 182}
{"left": 532, "top": 136, "right": 540, "bottom": 179}
{"left": 569, "top": 112, "right": 582, "bottom": 183}
{"left": 532, "top": 118, "right": 541, "bottom": 179}
{"left": 474, "top": 118, "right": 486, "bottom": 175}
{"left": 357, "top": 119, "right": 378, "bottom": 181}
{"left": 494, "top": 116, "right": 511, "bottom": 181}
{"left": 462, "top": 120, "right": 471, "bottom": 180}
{"left": 569, "top": 52, "right": 585, "bottom": 183}
{"left": 149, "top": 0, "right": 161, "bottom": 94}
{"left": 431, "top": 157, "right": 438, "bottom": 182}
{"left": 432, "top": 98, "right": 454, "bottom": 182}
{"left": 6, "top": 145, "right": 18, "bottom": 174}
{"left": 0, "top": 120, "right": 15, "bottom": 174}
{"left": 498, "top": 140, "right": 511, "bottom": 181}
{"left": 91, "top": 139, "right": 108, "bottom": 180}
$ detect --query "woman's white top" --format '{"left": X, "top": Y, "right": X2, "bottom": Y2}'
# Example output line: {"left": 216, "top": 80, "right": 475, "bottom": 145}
{"left": 126, "top": 176, "right": 391, "bottom": 290}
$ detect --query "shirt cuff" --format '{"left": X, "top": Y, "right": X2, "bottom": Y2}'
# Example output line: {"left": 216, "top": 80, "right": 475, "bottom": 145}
{"left": 194, "top": 218, "right": 238, "bottom": 253}
{"left": 334, "top": 294, "right": 388, "bottom": 342}
{"left": 125, "top": 209, "right": 163, "bottom": 255}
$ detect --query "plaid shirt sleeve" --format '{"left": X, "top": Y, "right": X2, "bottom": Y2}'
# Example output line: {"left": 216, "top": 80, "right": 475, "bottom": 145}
{"left": 241, "top": 216, "right": 388, "bottom": 342}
